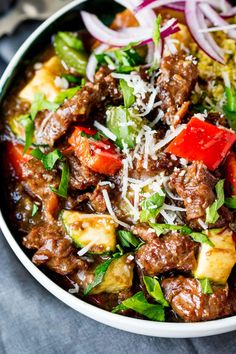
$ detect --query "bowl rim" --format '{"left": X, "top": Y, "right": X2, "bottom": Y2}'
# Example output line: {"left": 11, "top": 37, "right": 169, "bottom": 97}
{"left": 1, "top": 0, "right": 236, "bottom": 338}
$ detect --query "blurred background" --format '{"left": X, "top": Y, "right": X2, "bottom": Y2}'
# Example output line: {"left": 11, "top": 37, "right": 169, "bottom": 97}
{"left": 0, "top": 0, "right": 72, "bottom": 75}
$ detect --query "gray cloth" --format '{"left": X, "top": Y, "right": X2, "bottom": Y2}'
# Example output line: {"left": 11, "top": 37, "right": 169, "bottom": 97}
{"left": 1, "top": 19, "right": 236, "bottom": 354}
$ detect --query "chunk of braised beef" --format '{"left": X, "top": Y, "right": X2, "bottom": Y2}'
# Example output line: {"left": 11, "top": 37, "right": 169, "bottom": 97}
{"left": 162, "top": 276, "right": 236, "bottom": 322}
{"left": 67, "top": 153, "right": 101, "bottom": 191}
{"left": 23, "top": 224, "right": 88, "bottom": 275}
{"left": 131, "top": 224, "right": 156, "bottom": 243}
{"left": 130, "top": 152, "right": 180, "bottom": 180}
{"left": 34, "top": 67, "right": 122, "bottom": 146}
{"left": 169, "top": 161, "right": 216, "bottom": 221}
{"left": 21, "top": 159, "right": 60, "bottom": 221}
{"left": 89, "top": 184, "right": 110, "bottom": 213}
{"left": 135, "top": 232, "right": 197, "bottom": 276}
{"left": 157, "top": 54, "right": 198, "bottom": 125}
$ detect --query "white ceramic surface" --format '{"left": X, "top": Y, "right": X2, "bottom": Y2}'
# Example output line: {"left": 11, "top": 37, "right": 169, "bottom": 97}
{"left": 1, "top": 0, "right": 236, "bottom": 338}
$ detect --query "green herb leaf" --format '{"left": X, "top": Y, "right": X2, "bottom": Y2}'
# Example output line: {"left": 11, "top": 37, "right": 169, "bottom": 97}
{"left": 118, "top": 230, "right": 140, "bottom": 248}
{"left": 54, "top": 86, "right": 81, "bottom": 105}
{"left": 225, "top": 196, "right": 236, "bottom": 209}
{"left": 150, "top": 223, "right": 214, "bottom": 247}
{"left": 149, "top": 223, "right": 192, "bottom": 237}
{"left": 31, "top": 204, "right": 39, "bottom": 217}
{"left": 223, "top": 87, "right": 236, "bottom": 131}
{"left": 80, "top": 131, "right": 104, "bottom": 141}
{"left": 30, "top": 93, "right": 59, "bottom": 120}
{"left": 51, "top": 161, "right": 70, "bottom": 198}
{"left": 190, "top": 232, "right": 214, "bottom": 247}
{"left": 112, "top": 291, "right": 165, "bottom": 321}
{"left": 140, "top": 192, "right": 165, "bottom": 222}
{"left": 62, "top": 74, "right": 83, "bottom": 84}
{"left": 120, "top": 79, "right": 135, "bottom": 108}
{"left": 84, "top": 258, "right": 114, "bottom": 296}
{"left": 199, "top": 278, "right": 213, "bottom": 295}
{"left": 58, "top": 32, "right": 84, "bottom": 51}
{"left": 143, "top": 276, "right": 169, "bottom": 307}
{"left": 30, "top": 148, "right": 62, "bottom": 170}
{"left": 206, "top": 179, "right": 225, "bottom": 224}
{"left": 153, "top": 14, "right": 162, "bottom": 47}
{"left": 22, "top": 116, "right": 34, "bottom": 154}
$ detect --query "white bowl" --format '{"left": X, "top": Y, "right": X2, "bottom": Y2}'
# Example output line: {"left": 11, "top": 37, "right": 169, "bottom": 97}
{"left": 1, "top": 0, "right": 236, "bottom": 338}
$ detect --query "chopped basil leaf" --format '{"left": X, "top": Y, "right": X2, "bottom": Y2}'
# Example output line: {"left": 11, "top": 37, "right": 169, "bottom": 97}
{"left": 153, "top": 14, "right": 162, "bottom": 47}
{"left": 223, "top": 87, "right": 236, "bottom": 131}
{"left": 51, "top": 161, "right": 70, "bottom": 198}
{"left": 120, "top": 79, "right": 135, "bottom": 108}
{"left": 54, "top": 86, "right": 81, "bottom": 105}
{"left": 84, "top": 257, "right": 117, "bottom": 296}
{"left": 225, "top": 196, "right": 236, "bottom": 209}
{"left": 80, "top": 131, "right": 104, "bottom": 141}
{"left": 30, "top": 148, "right": 44, "bottom": 160}
{"left": 30, "top": 148, "right": 62, "bottom": 170}
{"left": 149, "top": 223, "right": 192, "bottom": 237}
{"left": 150, "top": 223, "right": 214, "bottom": 247}
{"left": 112, "top": 291, "right": 165, "bottom": 321}
{"left": 30, "top": 92, "right": 59, "bottom": 120}
{"left": 113, "top": 244, "right": 124, "bottom": 258}
{"left": 190, "top": 232, "right": 214, "bottom": 247}
{"left": 21, "top": 116, "right": 34, "bottom": 154}
{"left": 96, "top": 45, "right": 144, "bottom": 74}
{"left": 62, "top": 74, "right": 83, "bottom": 84}
{"left": 57, "top": 31, "right": 84, "bottom": 51}
{"left": 143, "top": 276, "right": 169, "bottom": 307}
{"left": 31, "top": 204, "right": 39, "bottom": 217}
{"left": 206, "top": 179, "right": 225, "bottom": 224}
{"left": 140, "top": 192, "right": 165, "bottom": 223}
{"left": 118, "top": 230, "right": 140, "bottom": 248}
{"left": 199, "top": 278, "right": 213, "bottom": 295}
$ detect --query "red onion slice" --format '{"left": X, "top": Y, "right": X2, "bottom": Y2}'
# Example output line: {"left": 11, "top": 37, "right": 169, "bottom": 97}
{"left": 81, "top": 11, "right": 180, "bottom": 47}
{"left": 197, "top": 6, "right": 224, "bottom": 58}
{"left": 114, "top": 0, "right": 156, "bottom": 26}
{"left": 199, "top": 2, "right": 236, "bottom": 40}
{"left": 185, "top": 0, "right": 224, "bottom": 64}
{"left": 136, "top": 0, "right": 233, "bottom": 13}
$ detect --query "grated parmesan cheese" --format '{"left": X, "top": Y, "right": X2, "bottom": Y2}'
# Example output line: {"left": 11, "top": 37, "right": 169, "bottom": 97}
{"left": 102, "top": 189, "right": 130, "bottom": 228}
{"left": 94, "top": 120, "right": 117, "bottom": 141}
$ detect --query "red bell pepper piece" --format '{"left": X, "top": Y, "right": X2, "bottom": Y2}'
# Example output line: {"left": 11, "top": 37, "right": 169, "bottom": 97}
{"left": 69, "top": 126, "right": 122, "bottom": 176}
{"left": 166, "top": 117, "right": 236, "bottom": 170}
{"left": 6, "top": 142, "right": 32, "bottom": 179}
{"left": 224, "top": 152, "right": 236, "bottom": 195}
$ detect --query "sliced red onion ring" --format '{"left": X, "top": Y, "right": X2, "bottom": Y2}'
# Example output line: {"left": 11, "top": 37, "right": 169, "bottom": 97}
{"left": 185, "top": 0, "right": 224, "bottom": 64}
{"left": 86, "top": 44, "right": 109, "bottom": 82}
{"left": 81, "top": 11, "right": 180, "bottom": 47}
{"left": 114, "top": 0, "right": 156, "bottom": 26}
{"left": 199, "top": 2, "right": 236, "bottom": 40}
{"left": 221, "top": 7, "right": 236, "bottom": 19}
{"left": 197, "top": 6, "right": 224, "bottom": 58}
{"left": 163, "top": 2, "right": 185, "bottom": 12}
{"left": 136, "top": 0, "right": 232, "bottom": 13}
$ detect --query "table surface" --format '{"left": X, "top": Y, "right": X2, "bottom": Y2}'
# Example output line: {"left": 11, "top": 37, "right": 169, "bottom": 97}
{"left": 1, "top": 17, "right": 236, "bottom": 354}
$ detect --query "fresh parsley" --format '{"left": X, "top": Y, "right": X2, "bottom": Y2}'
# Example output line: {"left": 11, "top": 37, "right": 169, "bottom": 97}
{"left": 199, "top": 278, "right": 213, "bottom": 295}
{"left": 150, "top": 223, "right": 214, "bottom": 247}
{"left": 30, "top": 148, "right": 63, "bottom": 170}
{"left": 120, "top": 79, "right": 135, "bottom": 108}
{"left": 51, "top": 161, "right": 70, "bottom": 198}
{"left": 225, "top": 196, "right": 236, "bottom": 209}
{"left": 112, "top": 291, "right": 165, "bottom": 321}
{"left": 153, "top": 14, "right": 162, "bottom": 47}
{"left": 117, "top": 230, "right": 141, "bottom": 249}
{"left": 31, "top": 204, "right": 39, "bottom": 217}
{"left": 140, "top": 192, "right": 165, "bottom": 223}
{"left": 206, "top": 179, "right": 225, "bottom": 224}
{"left": 30, "top": 92, "right": 59, "bottom": 120}
{"left": 223, "top": 87, "right": 236, "bottom": 131}
{"left": 19, "top": 115, "right": 34, "bottom": 154}
{"left": 62, "top": 73, "right": 83, "bottom": 84}
{"left": 143, "top": 276, "right": 169, "bottom": 307}
{"left": 54, "top": 86, "right": 82, "bottom": 105}
{"left": 80, "top": 131, "right": 104, "bottom": 141}
{"left": 84, "top": 255, "right": 121, "bottom": 296}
